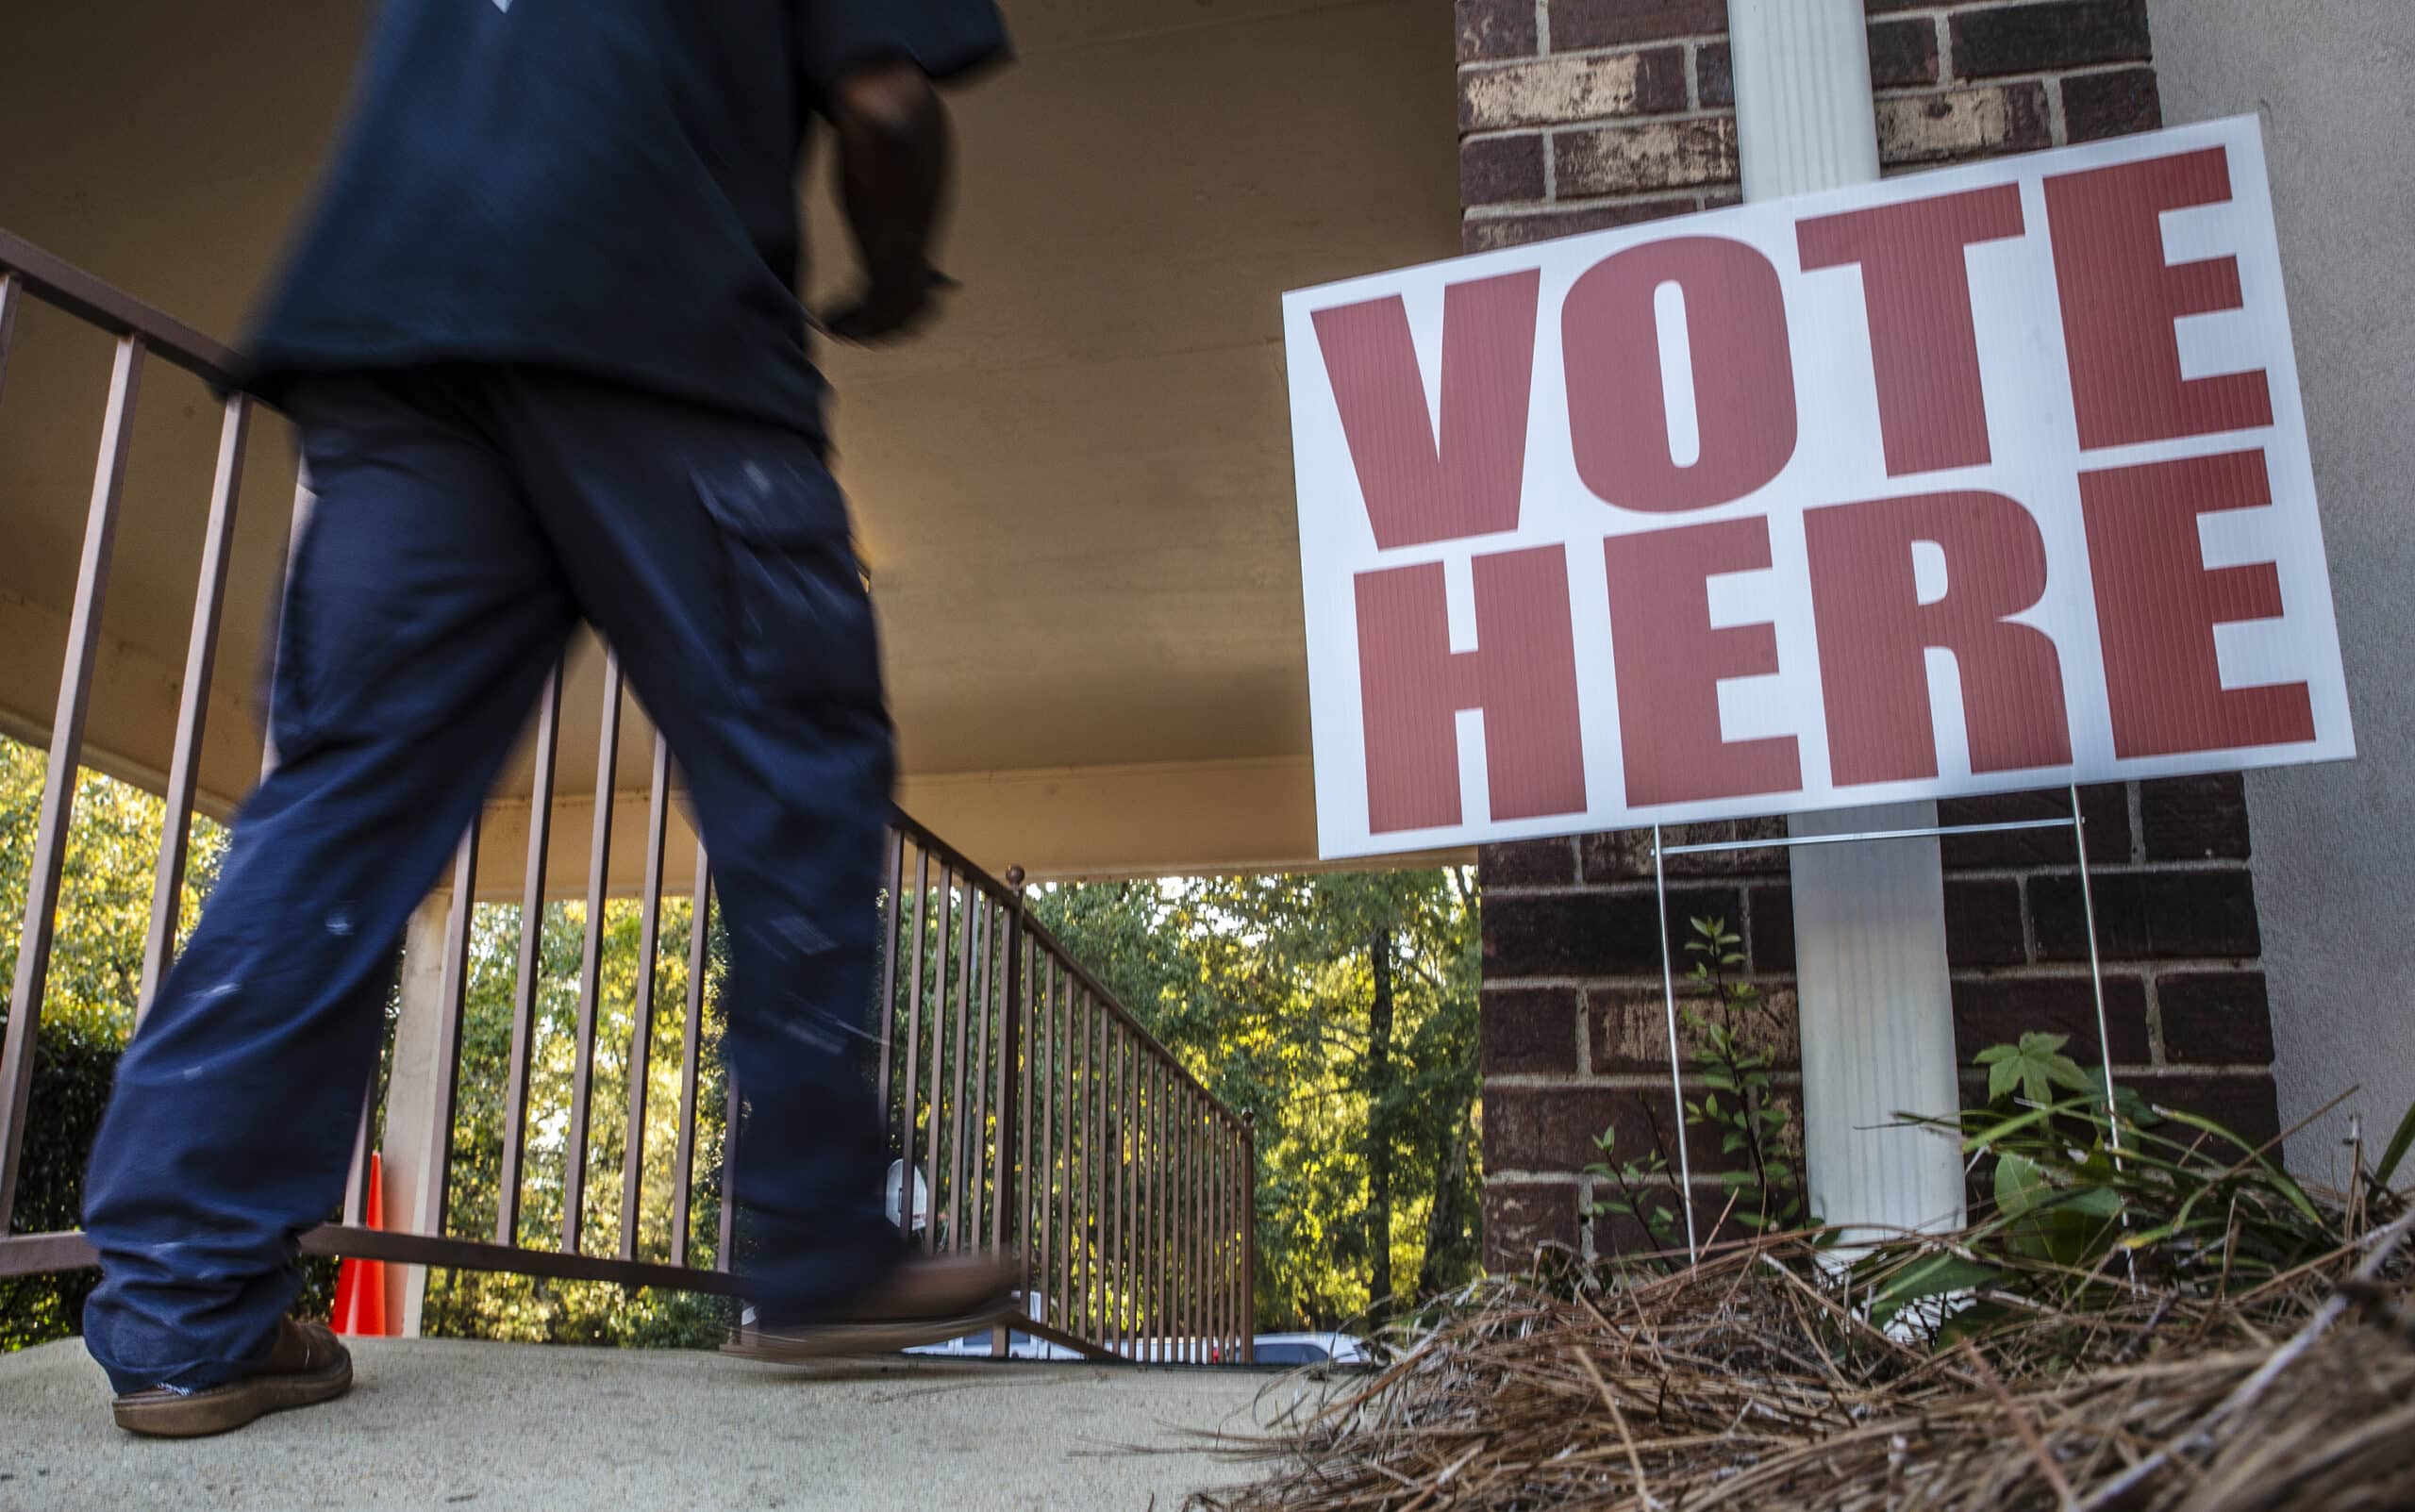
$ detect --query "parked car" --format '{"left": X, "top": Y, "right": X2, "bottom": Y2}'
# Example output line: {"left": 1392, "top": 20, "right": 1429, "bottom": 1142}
{"left": 1238, "top": 1331, "right": 1373, "bottom": 1367}
{"left": 903, "top": 1291, "right": 1085, "bottom": 1361}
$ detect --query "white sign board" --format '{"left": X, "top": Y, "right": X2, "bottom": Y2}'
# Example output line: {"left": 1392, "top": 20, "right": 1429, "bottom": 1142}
{"left": 1284, "top": 116, "right": 2351, "bottom": 861}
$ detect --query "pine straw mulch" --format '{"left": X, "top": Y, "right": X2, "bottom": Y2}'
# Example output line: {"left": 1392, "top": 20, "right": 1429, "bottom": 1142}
{"left": 1188, "top": 1206, "right": 2415, "bottom": 1512}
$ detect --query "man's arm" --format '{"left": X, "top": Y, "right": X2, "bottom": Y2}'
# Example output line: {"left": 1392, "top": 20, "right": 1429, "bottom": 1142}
{"left": 822, "top": 59, "right": 954, "bottom": 343}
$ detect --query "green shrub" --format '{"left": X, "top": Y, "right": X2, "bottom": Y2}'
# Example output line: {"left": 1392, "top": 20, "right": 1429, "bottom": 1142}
{"left": 0, "top": 1019, "right": 120, "bottom": 1351}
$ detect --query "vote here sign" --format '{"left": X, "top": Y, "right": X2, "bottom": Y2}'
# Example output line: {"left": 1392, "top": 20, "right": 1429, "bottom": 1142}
{"left": 1283, "top": 115, "right": 2351, "bottom": 861}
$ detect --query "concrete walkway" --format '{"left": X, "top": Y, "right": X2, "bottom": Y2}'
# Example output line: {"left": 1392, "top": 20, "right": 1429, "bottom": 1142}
{"left": 0, "top": 1338, "right": 1294, "bottom": 1510}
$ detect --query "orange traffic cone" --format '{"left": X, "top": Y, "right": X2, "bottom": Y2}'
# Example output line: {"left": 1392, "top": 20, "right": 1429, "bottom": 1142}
{"left": 330, "top": 1153, "right": 391, "bottom": 1337}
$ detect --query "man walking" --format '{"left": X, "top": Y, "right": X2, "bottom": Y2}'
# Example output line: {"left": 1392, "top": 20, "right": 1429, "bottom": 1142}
{"left": 78, "top": 0, "right": 1013, "bottom": 1437}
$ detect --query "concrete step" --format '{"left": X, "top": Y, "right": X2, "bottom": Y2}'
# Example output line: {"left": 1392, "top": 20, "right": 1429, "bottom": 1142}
{"left": 0, "top": 1336, "right": 1282, "bottom": 1510}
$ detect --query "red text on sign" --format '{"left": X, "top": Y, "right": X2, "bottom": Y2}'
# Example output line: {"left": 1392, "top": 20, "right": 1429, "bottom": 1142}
{"left": 1798, "top": 186, "right": 2027, "bottom": 477}
{"left": 1805, "top": 490, "right": 2071, "bottom": 785}
{"left": 1311, "top": 270, "right": 1541, "bottom": 549}
{"left": 2079, "top": 449, "right": 2313, "bottom": 757}
{"left": 1354, "top": 547, "right": 1587, "bottom": 832}
{"left": 1562, "top": 237, "right": 1798, "bottom": 513}
{"left": 2046, "top": 147, "right": 2273, "bottom": 450}
{"left": 1605, "top": 518, "right": 1802, "bottom": 806}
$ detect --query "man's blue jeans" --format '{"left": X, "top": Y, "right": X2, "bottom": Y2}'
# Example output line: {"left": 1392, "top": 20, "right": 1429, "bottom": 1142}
{"left": 80, "top": 368, "right": 901, "bottom": 1393}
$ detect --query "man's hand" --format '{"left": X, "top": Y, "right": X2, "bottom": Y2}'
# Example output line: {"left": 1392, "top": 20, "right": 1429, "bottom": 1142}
{"left": 822, "top": 58, "right": 953, "bottom": 344}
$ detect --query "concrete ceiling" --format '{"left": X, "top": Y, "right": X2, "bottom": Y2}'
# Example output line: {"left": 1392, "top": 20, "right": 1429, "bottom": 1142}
{"left": 0, "top": 0, "right": 1459, "bottom": 885}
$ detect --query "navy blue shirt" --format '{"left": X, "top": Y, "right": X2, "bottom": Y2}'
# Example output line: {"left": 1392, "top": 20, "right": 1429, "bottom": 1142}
{"left": 243, "top": 0, "right": 1008, "bottom": 437}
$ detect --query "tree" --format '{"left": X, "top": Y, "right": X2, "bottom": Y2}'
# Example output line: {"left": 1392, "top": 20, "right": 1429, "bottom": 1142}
{"left": 4, "top": 731, "right": 1490, "bottom": 1352}
{"left": 1030, "top": 867, "right": 1481, "bottom": 1332}
{"left": 1, "top": 738, "right": 230, "bottom": 1348}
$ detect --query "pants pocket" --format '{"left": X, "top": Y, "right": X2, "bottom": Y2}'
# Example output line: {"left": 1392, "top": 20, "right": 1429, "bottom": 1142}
{"left": 691, "top": 455, "right": 883, "bottom": 712}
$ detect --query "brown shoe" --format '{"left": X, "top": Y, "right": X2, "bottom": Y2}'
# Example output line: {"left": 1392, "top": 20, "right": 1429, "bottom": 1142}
{"left": 111, "top": 1318, "right": 354, "bottom": 1439}
{"left": 722, "top": 1253, "right": 1021, "bottom": 1362}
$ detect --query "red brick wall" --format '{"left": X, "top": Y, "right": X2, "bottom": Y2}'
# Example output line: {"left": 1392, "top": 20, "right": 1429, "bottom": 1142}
{"left": 1457, "top": 0, "right": 2276, "bottom": 1269}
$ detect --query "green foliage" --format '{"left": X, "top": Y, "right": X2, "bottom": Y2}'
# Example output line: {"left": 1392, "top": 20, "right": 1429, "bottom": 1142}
{"left": 2, "top": 739, "right": 234, "bottom": 1351}
{"left": 0, "top": 1020, "right": 117, "bottom": 1349}
{"left": 4, "top": 732, "right": 1484, "bottom": 1351}
{"left": 419, "top": 894, "right": 731, "bottom": 1349}
{"left": 1586, "top": 916, "right": 1805, "bottom": 1262}
{"left": 1031, "top": 870, "right": 1481, "bottom": 1331}
{"left": 1974, "top": 1031, "right": 2095, "bottom": 1107}
{"left": 1583, "top": 1122, "right": 1679, "bottom": 1254}
{"left": 1859, "top": 1038, "right": 2394, "bottom": 1354}
{"left": 0, "top": 735, "right": 721, "bottom": 1352}
{"left": 2372, "top": 1099, "right": 2415, "bottom": 1191}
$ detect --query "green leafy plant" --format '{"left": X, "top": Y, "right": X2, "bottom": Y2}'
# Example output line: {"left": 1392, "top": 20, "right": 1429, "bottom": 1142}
{"left": 1584, "top": 1119, "right": 1680, "bottom": 1256}
{"left": 1679, "top": 917, "right": 1801, "bottom": 1234}
{"left": 1587, "top": 917, "right": 1804, "bottom": 1260}
{"left": 1854, "top": 1038, "right": 2398, "bottom": 1354}
{"left": 1974, "top": 1031, "right": 2095, "bottom": 1107}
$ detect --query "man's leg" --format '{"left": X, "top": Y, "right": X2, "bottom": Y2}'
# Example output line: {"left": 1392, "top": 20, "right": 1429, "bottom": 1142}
{"left": 81, "top": 372, "right": 575, "bottom": 1395}
{"left": 495, "top": 374, "right": 921, "bottom": 1318}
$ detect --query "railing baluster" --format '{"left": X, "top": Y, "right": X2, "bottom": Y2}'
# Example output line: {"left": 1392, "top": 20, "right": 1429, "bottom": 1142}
{"left": 1040, "top": 955, "right": 1061, "bottom": 1330}
{"left": 1227, "top": 1122, "right": 1242, "bottom": 1361}
{"left": 1189, "top": 1086, "right": 1205, "bottom": 1363}
{"left": 946, "top": 883, "right": 978, "bottom": 1252}
{"left": 670, "top": 859, "right": 711, "bottom": 1268}
{"left": 0, "top": 335, "right": 144, "bottom": 1236}
{"left": 562, "top": 651, "right": 623, "bottom": 1254}
{"left": 871, "top": 830, "right": 906, "bottom": 1172}
{"left": 921, "top": 869, "right": 955, "bottom": 1255}
{"left": 1150, "top": 1055, "right": 1166, "bottom": 1361}
{"left": 1220, "top": 1122, "right": 1236, "bottom": 1362}
{"left": 137, "top": 393, "right": 250, "bottom": 1022}
{"left": 979, "top": 893, "right": 1006, "bottom": 1252}
{"left": 999, "top": 893, "right": 1027, "bottom": 1271}
{"left": 1064, "top": 975, "right": 1084, "bottom": 1338}
{"left": 0, "top": 272, "right": 20, "bottom": 402}
{"left": 1240, "top": 1112, "right": 1257, "bottom": 1363}
{"left": 1164, "top": 1075, "right": 1180, "bottom": 1364}
{"left": 430, "top": 821, "right": 482, "bottom": 1238}
{"left": 895, "top": 848, "right": 930, "bottom": 1243}
{"left": 1101, "top": 1024, "right": 1119, "bottom": 1354}
{"left": 1178, "top": 1077, "right": 1197, "bottom": 1362}
{"left": 259, "top": 464, "right": 314, "bottom": 780}
{"left": 965, "top": 894, "right": 993, "bottom": 1250}
{"left": 1204, "top": 1112, "right": 1218, "bottom": 1362}
{"left": 716, "top": 1070, "right": 739, "bottom": 1272}
{"left": 341, "top": 1086, "right": 374, "bottom": 1228}
{"left": 619, "top": 731, "right": 672, "bottom": 1261}
{"left": 1089, "top": 992, "right": 1108, "bottom": 1344}
{"left": 496, "top": 663, "right": 561, "bottom": 1246}
{"left": 1124, "top": 1035, "right": 1140, "bottom": 1355}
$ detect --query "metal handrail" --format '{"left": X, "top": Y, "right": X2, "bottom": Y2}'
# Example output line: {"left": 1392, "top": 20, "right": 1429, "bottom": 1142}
{"left": 0, "top": 227, "right": 1257, "bottom": 1366}
{"left": 0, "top": 228, "right": 243, "bottom": 388}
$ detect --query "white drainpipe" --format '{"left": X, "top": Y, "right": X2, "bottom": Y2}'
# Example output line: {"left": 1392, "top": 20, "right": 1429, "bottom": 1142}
{"left": 1728, "top": 0, "right": 1968, "bottom": 1240}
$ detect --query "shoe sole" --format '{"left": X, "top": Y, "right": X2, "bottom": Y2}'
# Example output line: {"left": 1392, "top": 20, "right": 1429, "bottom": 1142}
{"left": 112, "top": 1354, "right": 354, "bottom": 1439}
{"left": 720, "top": 1298, "right": 1019, "bottom": 1363}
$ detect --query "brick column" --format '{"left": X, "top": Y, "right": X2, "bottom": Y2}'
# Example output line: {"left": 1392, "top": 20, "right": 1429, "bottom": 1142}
{"left": 1463, "top": 0, "right": 2276, "bottom": 1271}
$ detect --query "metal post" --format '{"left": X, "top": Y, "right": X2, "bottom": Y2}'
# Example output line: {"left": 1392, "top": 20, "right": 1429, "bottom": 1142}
{"left": 922, "top": 872, "right": 956, "bottom": 1254}
{"left": 991, "top": 869, "right": 1026, "bottom": 1358}
{"left": 621, "top": 732, "right": 674, "bottom": 1261}
{"left": 2072, "top": 786, "right": 2124, "bottom": 1148}
{"left": 0, "top": 336, "right": 142, "bottom": 1236}
{"left": 139, "top": 394, "right": 251, "bottom": 1022}
{"left": 670, "top": 861, "right": 712, "bottom": 1268}
{"left": 260, "top": 464, "right": 316, "bottom": 781}
{"left": 562, "top": 652, "right": 624, "bottom": 1253}
{"left": 1651, "top": 825, "right": 1702, "bottom": 1259}
{"left": 896, "top": 848, "right": 931, "bottom": 1243}
{"left": 1240, "top": 1112, "right": 1257, "bottom": 1364}
{"left": 496, "top": 663, "right": 562, "bottom": 1246}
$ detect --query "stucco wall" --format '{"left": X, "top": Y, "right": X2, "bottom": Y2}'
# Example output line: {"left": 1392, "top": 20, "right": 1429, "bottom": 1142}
{"left": 2146, "top": 0, "right": 2415, "bottom": 1179}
